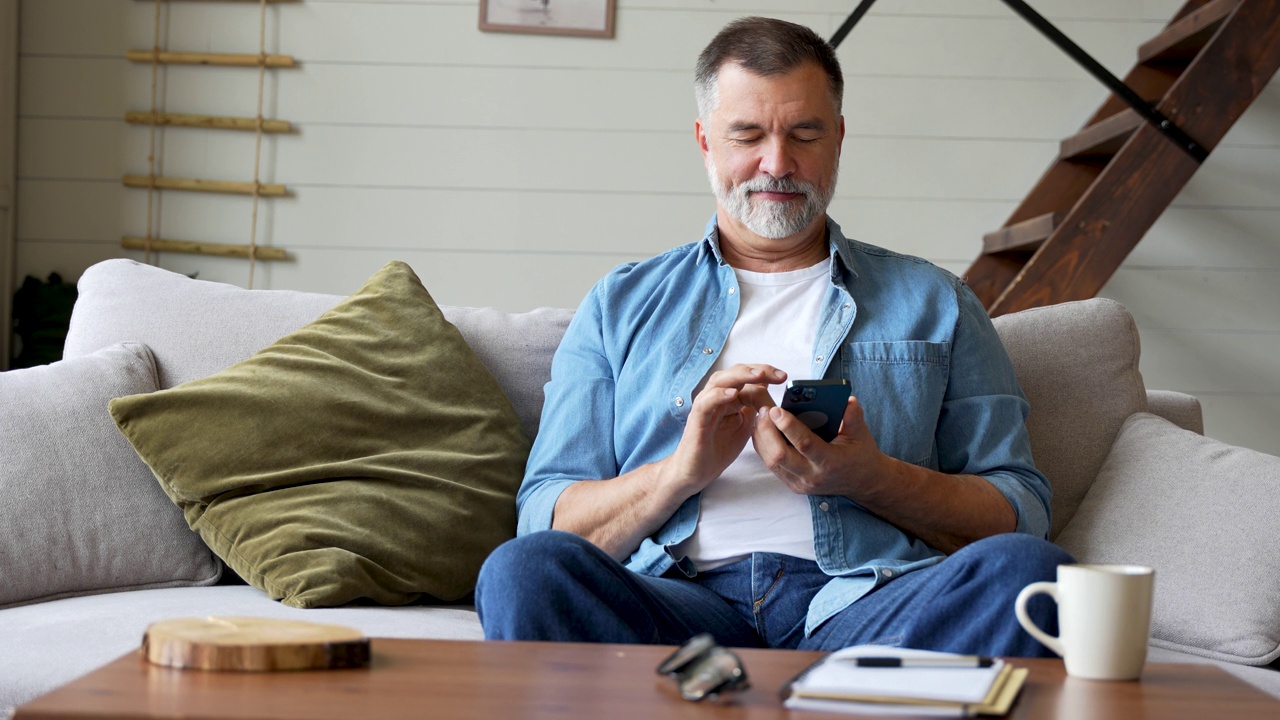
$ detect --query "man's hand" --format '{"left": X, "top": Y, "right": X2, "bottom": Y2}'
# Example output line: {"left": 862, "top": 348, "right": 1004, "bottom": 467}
{"left": 552, "top": 363, "right": 784, "bottom": 561}
{"left": 753, "top": 396, "right": 1017, "bottom": 553}
{"left": 659, "top": 363, "right": 784, "bottom": 497}
{"left": 753, "top": 395, "right": 884, "bottom": 496}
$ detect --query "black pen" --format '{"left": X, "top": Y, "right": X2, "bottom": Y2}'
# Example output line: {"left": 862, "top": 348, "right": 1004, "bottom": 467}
{"left": 849, "top": 655, "right": 995, "bottom": 668}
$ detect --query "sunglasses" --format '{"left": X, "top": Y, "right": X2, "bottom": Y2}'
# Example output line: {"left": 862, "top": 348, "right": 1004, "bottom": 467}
{"left": 655, "top": 633, "right": 751, "bottom": 702}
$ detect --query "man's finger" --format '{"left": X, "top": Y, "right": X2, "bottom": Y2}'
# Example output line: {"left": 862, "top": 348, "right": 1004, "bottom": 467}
{"left": 690, "top": 386, "right": 768, "bottom": 429}
{"left": 751, "top": 406, "right": 790, "bottom": 466}
{"left": 763, "top": 447, "right": 808, "bottom": 493}
{"left": 737, "top": 383, "right": 776, "bottom": 410}
{"left": 834, "top": 396, "right": 866, "bottom": 439}
{"left": 768, "top": 406, "right": 825, "bottom": 459}
{"left": 703, "top": 363, "right": 787, "bottom": 391}
{"left": 691, "top": 386, "right": 746, "bottom": 416}
{"left": 754, "top": 407, "right": 815, "bottom": 476}
{"left": 685, "top": 388, "right": 756, "bottom": 440}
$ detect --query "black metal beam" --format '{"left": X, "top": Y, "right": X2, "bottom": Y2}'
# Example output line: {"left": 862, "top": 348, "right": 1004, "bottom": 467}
{"left": 997, "top": 0, "right": 1208, "bottom": 162}
{"left": 828, "top": 0, "right": 1209, "bottom": 163}
{"left": 829, "top": 0, "right": 879, "bottom": 49}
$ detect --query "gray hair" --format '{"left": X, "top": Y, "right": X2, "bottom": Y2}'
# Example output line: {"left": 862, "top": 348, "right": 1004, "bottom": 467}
{"left": 694, "top": 16, "right": 844, "bottom": 120}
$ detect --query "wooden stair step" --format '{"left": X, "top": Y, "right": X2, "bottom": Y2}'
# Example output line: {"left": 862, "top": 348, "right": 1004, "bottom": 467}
{"left": 1139, "top": 0, "right": 1239, "bottom": 65}
{"left": 982, "top": 212, "right": 1065, "bottom": 254}
{"left": 966, "top": 0, "right": 1280, "bottom": 315}
{"left": 1060, "top": 109, "right": 1144, "bottom": 161}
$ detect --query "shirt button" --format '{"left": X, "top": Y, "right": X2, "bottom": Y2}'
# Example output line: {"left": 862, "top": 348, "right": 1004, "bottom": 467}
{"left": 703, "top": 347, "right": 713, "bottom": 355}
{"left": 728, "top": 287, "right": 736, "bottom": 295}
{"left": 883, "top": 569, "right": 895, "bottom": 578}
{"left": 675, "top": 397, "right": 684, "bottom": 407}
{"left": 815, "top": 356, "right": 824, "bottom": 363}
{"left": 843, "top": 303, "right": 851, "bottom": 310}
{"left": 819, "top": 501, "right": 830, "bottom": 512}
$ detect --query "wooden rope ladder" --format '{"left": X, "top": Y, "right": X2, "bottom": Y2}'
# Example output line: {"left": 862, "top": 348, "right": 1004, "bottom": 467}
{"left": 248, "top": 0, "right": 268, "bottom": 287}
{"left": 142, "top": 0, "right": 163, "bottom": 265}
{"left": 126, "top": 0, "right": 296, "bottom": 287}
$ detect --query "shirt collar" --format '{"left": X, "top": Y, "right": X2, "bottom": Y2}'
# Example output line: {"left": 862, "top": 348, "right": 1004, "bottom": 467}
{"left": 698, "top": 213, "right": 860, "bottom": 280}
{"left": 696, "top": 215, "right": 727, "bottom": 266}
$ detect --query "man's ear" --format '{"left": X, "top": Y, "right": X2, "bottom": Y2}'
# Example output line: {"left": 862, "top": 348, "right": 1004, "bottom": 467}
{"left": 695, "top": 118, "right": 711, "bottom": 160}
{"left": 837, "top": 115, "right": 846, "bottom": 157}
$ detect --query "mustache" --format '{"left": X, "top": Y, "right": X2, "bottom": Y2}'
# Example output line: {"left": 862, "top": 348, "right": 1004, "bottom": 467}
{"left": 738, "top": 176, "right": 817, "bottom": 198}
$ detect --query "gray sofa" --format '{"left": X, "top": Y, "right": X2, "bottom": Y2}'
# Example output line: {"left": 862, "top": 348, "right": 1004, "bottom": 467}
{"left": 2, "top": 259, "right": 1277, "bottom": 711}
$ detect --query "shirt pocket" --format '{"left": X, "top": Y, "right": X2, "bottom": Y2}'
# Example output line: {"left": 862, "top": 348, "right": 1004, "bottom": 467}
{"left": 841, "top": 341, "right": 949, "bottom": 467}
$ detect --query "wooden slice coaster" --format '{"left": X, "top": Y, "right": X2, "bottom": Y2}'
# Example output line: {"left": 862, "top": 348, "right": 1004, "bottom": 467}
{"left": 142, "top": 616, "right": 371, "bottom": 671}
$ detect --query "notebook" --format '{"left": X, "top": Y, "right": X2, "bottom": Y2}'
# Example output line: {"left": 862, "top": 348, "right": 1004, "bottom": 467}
{"left": 781, "top": 646, "right": 1027, "bottom": 717}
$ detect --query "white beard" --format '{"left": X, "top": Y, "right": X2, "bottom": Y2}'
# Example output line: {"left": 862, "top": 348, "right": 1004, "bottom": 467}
{"left": 705, "top": 155, "right": 837, "bottom": 239}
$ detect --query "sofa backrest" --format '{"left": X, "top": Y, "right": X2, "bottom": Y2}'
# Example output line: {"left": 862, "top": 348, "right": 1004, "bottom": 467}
{"left": 64, "top": 260, "right": 571, "bottom": 440}
{"left": 440, "top": 305, "right": 573, "bottom": 438}
{"left": 67, "top": 260, "right": 1149, "bottom": 539}
{"left": 991, "top": 298, "right": 1148, "bottom": 539}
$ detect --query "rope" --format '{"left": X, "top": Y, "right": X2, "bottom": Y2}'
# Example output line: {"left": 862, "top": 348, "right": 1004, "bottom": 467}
{"left": 143, "top": 0, "right": 163, "bottom": 265}
{"left": 247, "top": 0, "right": 269, "bottom": 289}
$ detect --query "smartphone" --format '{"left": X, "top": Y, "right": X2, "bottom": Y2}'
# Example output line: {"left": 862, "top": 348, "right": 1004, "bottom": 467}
{"left": 779, "top": 379, "right": 851, "bottom": 442}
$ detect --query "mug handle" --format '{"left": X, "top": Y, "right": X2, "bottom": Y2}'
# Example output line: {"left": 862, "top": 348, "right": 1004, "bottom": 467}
{"left": 1015, "top": 581, "right": 1065, "bottom": 657}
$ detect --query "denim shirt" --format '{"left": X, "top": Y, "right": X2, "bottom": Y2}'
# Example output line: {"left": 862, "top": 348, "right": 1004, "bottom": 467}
{"left": 517, "top": 215, "right": 1052, "bottom": 635}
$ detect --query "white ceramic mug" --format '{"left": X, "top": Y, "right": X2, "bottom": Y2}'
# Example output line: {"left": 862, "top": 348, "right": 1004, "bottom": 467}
{"left": 1015, "top": 564, "right": 1154, "bottom": 680}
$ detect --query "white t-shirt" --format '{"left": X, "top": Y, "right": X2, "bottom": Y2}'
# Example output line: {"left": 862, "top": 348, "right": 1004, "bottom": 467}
{"left": 674, "top": 257, "right": 832, "bottom": 570}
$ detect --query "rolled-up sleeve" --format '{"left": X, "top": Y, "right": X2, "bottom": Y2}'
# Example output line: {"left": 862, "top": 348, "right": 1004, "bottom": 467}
{"left": 516, "top": 281, "right": 621, "bottom": 536}
{"left": 937, "top": 283, "right": 1052, "bottom": 538}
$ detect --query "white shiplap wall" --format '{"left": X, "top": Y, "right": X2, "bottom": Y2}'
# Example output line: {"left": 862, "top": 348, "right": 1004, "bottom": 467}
{"left": 14, "top": 0, "right": 1280, "bottom": 455}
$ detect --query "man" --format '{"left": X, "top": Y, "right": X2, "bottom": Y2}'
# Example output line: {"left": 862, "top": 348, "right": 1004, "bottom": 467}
{"left": 475, "top": 16, "right": 1069, "bottom": 655}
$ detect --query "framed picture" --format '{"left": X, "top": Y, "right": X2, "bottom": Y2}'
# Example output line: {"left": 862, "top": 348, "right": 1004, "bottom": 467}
{"left": 479, "top": 0, "right": 616, "bottom": 39}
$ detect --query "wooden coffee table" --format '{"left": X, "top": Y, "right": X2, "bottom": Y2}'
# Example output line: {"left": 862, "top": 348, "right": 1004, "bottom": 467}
{"left": 13, "top": 638, "right": 1280, "bottom": 719}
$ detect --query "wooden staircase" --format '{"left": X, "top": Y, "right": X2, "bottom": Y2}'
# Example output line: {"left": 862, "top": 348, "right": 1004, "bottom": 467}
{"left": 965, "top": 0, "right": 1280, "bottom": 317}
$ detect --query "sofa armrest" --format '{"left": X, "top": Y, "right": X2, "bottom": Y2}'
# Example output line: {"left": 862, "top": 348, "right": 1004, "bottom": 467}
{"left": 1146, "top": 390, "right": 1204, "bottom": 435}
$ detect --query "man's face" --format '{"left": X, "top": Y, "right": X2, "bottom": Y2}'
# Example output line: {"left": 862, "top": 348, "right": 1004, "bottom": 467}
{"left": 698, "top": 62, "right": 844, "bottom": 242}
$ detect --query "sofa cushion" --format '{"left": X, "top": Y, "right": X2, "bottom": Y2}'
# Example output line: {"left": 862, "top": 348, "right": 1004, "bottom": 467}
{"left": 1055, "top": 412, "right": 1280, "bottom": 666}
{"left": 108, "top": 262, "right": 531, "bottom": 608}
{"left": 64, "top": 260, "right": 343, "bottom": 389}
{"left": 1146, "top": 646, "right": 1280, "bottom": 699}
{"left": 64, "top": 259, "right": 571, "bottom": 439}
{"left": 992, "top": 298, "right": 1147, "bottom": 539}
{"left": 0, "top": 343, "right": 219, "bottom": 609}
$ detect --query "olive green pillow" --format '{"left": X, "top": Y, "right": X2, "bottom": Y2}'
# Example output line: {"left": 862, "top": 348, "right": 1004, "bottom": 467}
{"left": 109, "top": 261, "right": 530, "bottom": 608}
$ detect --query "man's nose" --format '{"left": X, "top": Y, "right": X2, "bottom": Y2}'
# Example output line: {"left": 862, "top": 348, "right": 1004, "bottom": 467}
{"left": 757, "top": 138, "right": 796, "bottom": 179}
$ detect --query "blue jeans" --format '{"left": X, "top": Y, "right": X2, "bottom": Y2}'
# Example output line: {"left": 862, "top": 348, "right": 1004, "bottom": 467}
{"left": 475, "top": 530, "right": 1070, "bottom": 656}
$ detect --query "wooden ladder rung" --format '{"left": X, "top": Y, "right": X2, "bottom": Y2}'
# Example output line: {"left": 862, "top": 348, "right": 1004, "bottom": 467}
{"left": 1060, "top": 109, "right": 1144, "bottom": 161}
{"left": 126, "top": 112, "right": 292, "bottom": 133}
{"left": 123, "top": 236, "right": 288, "bottom": 261}
{"left": 122, "top": 175, "right": 288, "bottom": 197}
{"left": 1139, "top": 0, "right": 1239, "bottom": 65}
{"left": 126, "top": 50, "right": 296, "bottom": 68}
{"left": 982, "top": 212, "right": 1065, "bottom": 255}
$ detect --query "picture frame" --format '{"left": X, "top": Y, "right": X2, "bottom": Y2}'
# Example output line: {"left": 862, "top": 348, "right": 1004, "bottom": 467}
{"left": 479, "top": 0, "right": 616, "bottom": 39}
